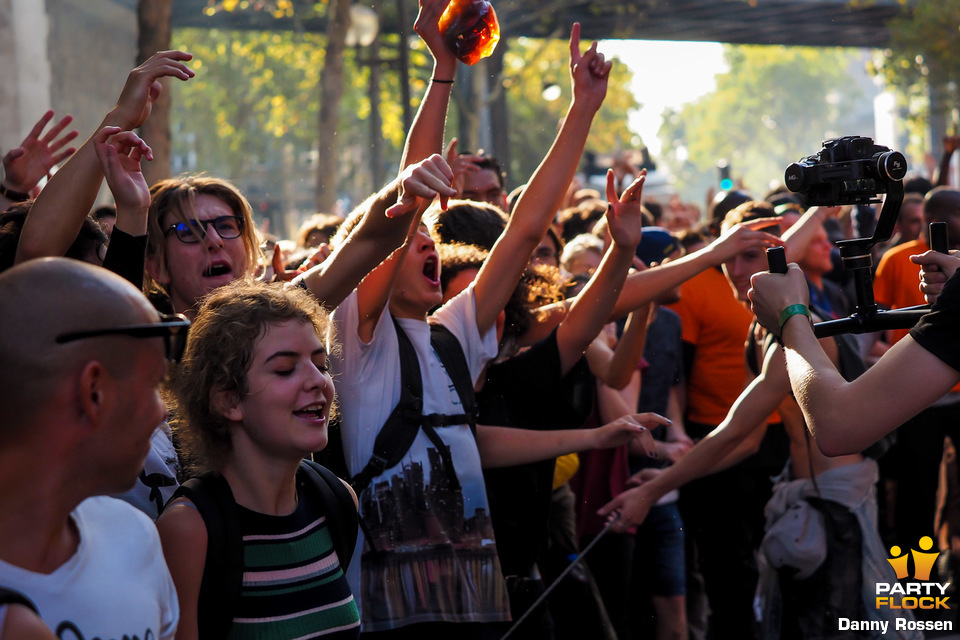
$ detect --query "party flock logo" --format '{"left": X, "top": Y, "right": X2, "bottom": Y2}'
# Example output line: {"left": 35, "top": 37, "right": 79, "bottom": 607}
{"left": 876, "top": 536, "right": 949, "bottom": 610}
{"left": 840, "top": 536, "right": 953, "bottom": 634}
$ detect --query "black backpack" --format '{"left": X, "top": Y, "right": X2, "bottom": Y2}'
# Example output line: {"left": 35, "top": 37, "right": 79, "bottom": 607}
{"left": 320, "top": 319, "right": 477, "bottom": 495}
{"left": 168, "top": 459, "right": 358, "bottom": 639}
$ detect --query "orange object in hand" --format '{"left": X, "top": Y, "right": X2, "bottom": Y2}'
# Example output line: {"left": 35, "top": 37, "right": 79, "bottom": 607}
{"left": 438, "top": 0, "right": 500, "bottom": 65}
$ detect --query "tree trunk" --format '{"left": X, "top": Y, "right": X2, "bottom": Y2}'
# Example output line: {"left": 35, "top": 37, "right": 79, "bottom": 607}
{"left": 315, "top": 0, "right": 351, "bottom": 213}
{"left": 488, "top": 42, "right": 511, "bottom": 190}
{"left": 136, "top": 0, "right": 172, "bottom": 188}
{"left": 368, "top": 31, "right": 384, "bottom": 191}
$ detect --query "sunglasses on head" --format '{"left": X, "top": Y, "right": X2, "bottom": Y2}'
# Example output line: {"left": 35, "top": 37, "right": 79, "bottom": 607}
{"left": 55, "top": 313, "right": 191, "bottom": 363}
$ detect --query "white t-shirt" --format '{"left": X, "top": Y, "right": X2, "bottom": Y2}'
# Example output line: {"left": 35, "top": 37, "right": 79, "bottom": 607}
{"left": 0, "top": 496, "right": 179, "bottom": 640}
{"left": 330, "top": 286, "right": 509, "bottom": 632}
{"left": 113, "top": 423, "right": 180, "bottom": 520}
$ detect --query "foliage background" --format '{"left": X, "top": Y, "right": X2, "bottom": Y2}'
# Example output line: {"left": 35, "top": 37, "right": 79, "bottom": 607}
{"left": 168, "top": 1, "right": 960, "bottom": 232}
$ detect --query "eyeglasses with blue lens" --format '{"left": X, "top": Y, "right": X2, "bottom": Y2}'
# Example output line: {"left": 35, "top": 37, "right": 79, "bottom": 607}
{"left": 164, "top": 216, "right": 244, "bottom": 244}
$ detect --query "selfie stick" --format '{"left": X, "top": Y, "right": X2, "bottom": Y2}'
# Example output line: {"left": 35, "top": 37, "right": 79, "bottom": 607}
{"left": 499, "top": 513, "right": 621, "bottom": 640}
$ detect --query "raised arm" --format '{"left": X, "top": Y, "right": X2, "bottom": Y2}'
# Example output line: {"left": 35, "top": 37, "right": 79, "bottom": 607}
{"left": 398, "top": 0, "right": 459, "bottom": 169}
{"left": 94, "top": 127, "right": 153, "bottom": 286}
{"left": 607, "top": 218, "right": 783, "bottom": 319}
{"left": 331, "top": 0, "right": 459, "bottom": 333}
{"left": 594, "top": 306, "right": 652, "bottom": 390}
{"left": 473, "top": 23, "right": 610, "bottom": 334}
{"left": 94, "top": 127, "right": 153, "bottom": 238}
{"left": 934, "top": 135, "right": 960, "bottom": 187}
{"left": 1, "top": 110, "right": 77, "bottom": 208}
{"left": 475, "top": 412, "right": 665, "bottom": 468}
{"left": 599, "top": 340, "right": 791, "bottom": 532}
{"left": 781, "top": 206, "right": 839, "bottom": 263}
{"left": 749, "top": 263, "right": 960, "bottom": 455}
{"left": 16, "top": 51, "right": 194, "bottom": 264}
{"left": 298, "top": 155, "right": 454, "bottom": 316}
{"left": 554, "top": 169, "right": 646, "bottom": 374}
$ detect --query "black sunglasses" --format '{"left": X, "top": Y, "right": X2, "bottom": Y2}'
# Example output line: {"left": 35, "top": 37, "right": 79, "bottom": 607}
{"left": 164, "top": 215, "right": 244, "bottom": 244}
{"left": 55, "top": 313, "right": 191, "bottom": 363}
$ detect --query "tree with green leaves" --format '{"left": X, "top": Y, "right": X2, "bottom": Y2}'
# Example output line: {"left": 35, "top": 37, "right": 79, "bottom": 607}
{"left": 870, "top": 0, "right": 960, "bottom": 163}
{"left": 167, "top": 1, "right": 640, "bottom": 236}
{"left": 658, "top": 44, "right": 871, "bottom": 204}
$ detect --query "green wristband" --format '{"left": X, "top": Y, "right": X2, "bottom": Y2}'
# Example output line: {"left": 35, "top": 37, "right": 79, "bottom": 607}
{"left": 778, "top": 304, "right": 811, "bottom": 331}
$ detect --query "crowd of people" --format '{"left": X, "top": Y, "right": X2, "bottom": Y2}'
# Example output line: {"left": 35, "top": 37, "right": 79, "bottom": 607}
{"left": 2, "top": 1, "right": 960, "bottom": 638}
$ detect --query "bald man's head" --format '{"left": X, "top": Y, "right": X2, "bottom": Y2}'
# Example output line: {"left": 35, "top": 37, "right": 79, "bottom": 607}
{"left": 0, "top": 258, "right": 160, "bottom": 431}
{"left": 923, "top": 187, "right": 960, "bottom": 250}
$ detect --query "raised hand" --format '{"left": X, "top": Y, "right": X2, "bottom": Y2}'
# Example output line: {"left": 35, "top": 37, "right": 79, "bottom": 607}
{"left": 386, "top": 153, "right": 456, "bottom": 218}
{"left": 271, "top": 244, "right": 332, "bottom": 283}
{"left": 605, "top": 168, "right": 646, "bottom": 250}
{"left": 705, "top": 217, "right": 784, "bottom": 266}
{"left": 415, "top": 0, "right": 459, "bottom": 73}
{"left": 592, "top": 412, "right": 669, "bottom": 458}
{"left": 945, "top": 135, "right": 960, "bottom": 156}
{"left": 93, "top": 126, "right": 153, "bottom": 215}
{"left": 109, "top": 50, "right": 195, "bottom": 131}
{"left": 2, "top": 110, "right": 78, "bottom": 194}
{"left": 568, "top": 23, "right": 611, "bottom": 114}
{"left": 443, "top": 138, "right": 482, "bottom": 196}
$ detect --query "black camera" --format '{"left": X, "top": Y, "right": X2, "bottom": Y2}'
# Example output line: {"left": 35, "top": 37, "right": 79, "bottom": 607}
{"left": 784, "top": 136, "right": 907, "bottom": 206}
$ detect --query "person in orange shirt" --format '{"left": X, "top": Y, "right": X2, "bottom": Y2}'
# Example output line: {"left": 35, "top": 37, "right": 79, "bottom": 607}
{"left": 666, "top": 201, "right": 792, "bottom": 640}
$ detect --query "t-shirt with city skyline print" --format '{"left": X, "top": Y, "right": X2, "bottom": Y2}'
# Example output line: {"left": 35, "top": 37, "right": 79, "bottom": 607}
{"left": 329, "top": 285, "right": 510, "bottom": 632}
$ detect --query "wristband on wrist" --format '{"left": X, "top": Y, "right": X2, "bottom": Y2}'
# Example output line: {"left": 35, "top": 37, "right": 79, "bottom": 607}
{"left": 431, "top": 77, "right": 455, "bottom": 84}
{"left": 778, "top": 303, "right": 812, "bottom": 332}
{"left": 0, "top": 182, "right": 30, "bottom": 202}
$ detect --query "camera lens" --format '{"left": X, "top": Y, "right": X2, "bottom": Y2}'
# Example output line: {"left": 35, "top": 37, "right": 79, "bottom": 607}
{"left": 878, "top": 151, "right": 907, "bottom": 181}
{"left": 784, "top": 163, "right": 806, "bottom": 192}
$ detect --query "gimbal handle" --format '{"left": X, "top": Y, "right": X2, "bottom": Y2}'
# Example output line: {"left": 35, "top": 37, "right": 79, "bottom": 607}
{"left": 764, "top": 221, "right": 948, "bottom": 338}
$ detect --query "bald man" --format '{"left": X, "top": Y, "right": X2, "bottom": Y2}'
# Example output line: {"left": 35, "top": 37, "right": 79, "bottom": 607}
{"left": 0, "top": 258, "right": 181, "bottom": 638}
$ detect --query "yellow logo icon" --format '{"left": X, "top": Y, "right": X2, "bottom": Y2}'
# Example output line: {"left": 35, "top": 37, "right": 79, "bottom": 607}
{"left": 887, "top": 536, "right": 940, "bottom": 582}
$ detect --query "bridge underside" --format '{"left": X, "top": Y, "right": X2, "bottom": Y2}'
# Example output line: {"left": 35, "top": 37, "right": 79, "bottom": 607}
{"left": 165, "top": 0, "right": 907, "bottom": 49}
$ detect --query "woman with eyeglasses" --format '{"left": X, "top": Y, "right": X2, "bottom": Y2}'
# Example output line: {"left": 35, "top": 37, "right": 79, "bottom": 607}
{"left": 143, "top": 165, "right": 452, "bottom": 321}
{"left": 145, "top": 177, "right": 262, "bottom": 317}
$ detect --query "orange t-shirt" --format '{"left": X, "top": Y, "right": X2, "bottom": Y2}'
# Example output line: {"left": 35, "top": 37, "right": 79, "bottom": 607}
{"left": 667, "top": 267, "right": 755, "bottom": 426}
{"left": 874, "top": 239, "right": 927, "bottom": 345}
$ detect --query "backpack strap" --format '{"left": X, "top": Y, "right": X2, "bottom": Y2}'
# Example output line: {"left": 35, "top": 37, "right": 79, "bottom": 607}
{"left": 298, "top": 460, "right": 359, "bottom": 571}
{"left": 348, "top": 318, "right": 426, "bottom": 496}
{"left": 428, "top": 323, "right": 478, "bottom": 432}
{"left": 169, "top": 473, "right": 242, "bottom": 639}
{"left": 0, "top": 586, "right": 37, "bottom": 612}
{"left": 349, "top": 320, "right": 478, "bottom": 493}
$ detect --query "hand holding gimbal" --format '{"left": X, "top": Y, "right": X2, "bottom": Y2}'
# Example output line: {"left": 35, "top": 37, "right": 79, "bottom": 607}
{"left": 764, "top": 136, "right": 947, "bottom": 338}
